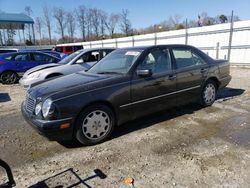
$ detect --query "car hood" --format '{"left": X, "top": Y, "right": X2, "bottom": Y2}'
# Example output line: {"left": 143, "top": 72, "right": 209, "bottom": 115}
{"left": 28, "top": 71, "right": 112, "bottom": 99}
{"left": 24, "top": 63, "right": 60, "bottom": 77}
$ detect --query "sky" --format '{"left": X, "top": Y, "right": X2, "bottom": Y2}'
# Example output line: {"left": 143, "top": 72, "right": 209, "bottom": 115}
{"left": 0, "top": 0, "right": 250, "bottom": 38}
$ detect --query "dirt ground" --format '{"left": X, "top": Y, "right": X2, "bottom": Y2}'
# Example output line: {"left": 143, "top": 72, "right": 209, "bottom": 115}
{"left": 0, "top": 67, "right": 250, "bottom": 187}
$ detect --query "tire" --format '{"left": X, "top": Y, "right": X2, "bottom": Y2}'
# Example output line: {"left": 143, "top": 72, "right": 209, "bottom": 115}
{"left": 0, "top": 71, "right": 18, "bottom": 84}
{"left": 201, "top": 80, "right": 217, "bottom": 107}
{"left": 75, "top": 104, "right": 115, "bottom": 146}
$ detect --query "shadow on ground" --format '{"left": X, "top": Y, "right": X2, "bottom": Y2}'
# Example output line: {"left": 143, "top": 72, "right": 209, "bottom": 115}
{"left": 0, "top": 93, "right": 11, "bottom": 103}
{"left": 28, "top": 168, "right": 107, "bottom": 188}
{"left": 217, "top": 87, "right": 245, "bottom": 100}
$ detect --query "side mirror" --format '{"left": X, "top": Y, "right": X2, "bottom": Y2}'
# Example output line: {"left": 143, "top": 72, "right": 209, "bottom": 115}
{"left": 76, "top": 58, "right": 84, "bottom": 64}
{"left": 136, "top": 69, "right": 152, "bottom": 77}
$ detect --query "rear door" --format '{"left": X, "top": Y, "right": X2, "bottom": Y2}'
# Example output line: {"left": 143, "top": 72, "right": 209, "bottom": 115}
{"left": 31, "top": 53, "right": 58, "bottom": 65}
{"left": 171, "top": 47, "right": 209, "bottom": 105}
{"left": 12, "top": 53, "right": 33, "bottom": 73}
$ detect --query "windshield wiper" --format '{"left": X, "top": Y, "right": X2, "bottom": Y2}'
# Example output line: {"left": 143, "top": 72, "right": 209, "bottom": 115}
{"left": 96, "top": 71, "right": 123, "bottom": 75}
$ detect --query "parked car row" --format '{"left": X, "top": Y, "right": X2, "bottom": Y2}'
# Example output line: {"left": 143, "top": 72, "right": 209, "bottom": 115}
{"left": 0, "top": 51, "right": 61, "bottom": 84}
{"left": 21, "top": 44, "right": 231, "bottom": 146}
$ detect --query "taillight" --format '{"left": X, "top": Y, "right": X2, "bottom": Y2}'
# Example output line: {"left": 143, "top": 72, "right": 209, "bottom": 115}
{"left": 0, "top": 62, "right": 5, "bottom": 65}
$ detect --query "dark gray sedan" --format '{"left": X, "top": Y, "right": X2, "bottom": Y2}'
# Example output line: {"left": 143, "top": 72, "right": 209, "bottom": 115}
{"left": 22, "top": 45, "right": 231, "bottom": 145}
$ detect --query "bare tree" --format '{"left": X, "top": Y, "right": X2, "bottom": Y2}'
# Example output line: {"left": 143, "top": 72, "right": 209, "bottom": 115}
{"left": 90, "top": 8, "right": 100, "bottom": 38}
{"left": 120, "top": 9, "right": 132, "bottom": 36}
{"left": 168, "top": 14, "right": 182, "bottom": 29}
{"left": 76, "top": 5, "right": 87, "bottom": 41}
{"left": 35, "top": 17, "right": 43, "bottom": 45}
{"left": 24, "top": 6, "right": 33, "bottom": 41}
{"left": 99, "top": 10, "right": 107, "bottom": 38}
{"left": 42, "top": 5, "right": 52, "bottom": 44}
{"left": 105, "top": 13, "right": 120, "bottom": 38}
{"left": 67, "top": 11, "right": 76, "bottom": 42}
{"left": 86, "top": 8, "right": 93, "bottom": 40}
{"left": 53, "top": 7, "right": 67, "bottom": 41}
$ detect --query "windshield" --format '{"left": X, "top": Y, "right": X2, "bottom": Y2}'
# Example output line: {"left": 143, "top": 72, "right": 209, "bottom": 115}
{"left": 58, "top": 50, "right": 82, "bottom": 64}
{"left": 88, "top": 49, "right": 142, "bottom": 74}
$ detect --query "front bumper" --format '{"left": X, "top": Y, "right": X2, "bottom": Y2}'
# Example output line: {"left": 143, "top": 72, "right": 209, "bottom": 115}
{"left": 19, "top": 77, "right": 40, "bottom": 89}
{"left": 21, "top": 102, "right": 74, "bottom": 141}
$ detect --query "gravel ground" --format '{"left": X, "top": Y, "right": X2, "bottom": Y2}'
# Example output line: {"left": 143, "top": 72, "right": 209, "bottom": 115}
{"left": 0, "top": 67, "right": 250, "bottom": 187}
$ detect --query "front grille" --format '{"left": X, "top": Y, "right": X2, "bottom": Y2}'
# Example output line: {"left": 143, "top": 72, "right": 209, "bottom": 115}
{"left": 25, "top": 94, "right": 36, "bottom": 113}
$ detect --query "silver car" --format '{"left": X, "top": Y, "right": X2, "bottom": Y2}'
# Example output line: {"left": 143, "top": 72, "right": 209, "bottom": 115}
{"left": 19, "top": 48, "right": 115, "bottom": 88}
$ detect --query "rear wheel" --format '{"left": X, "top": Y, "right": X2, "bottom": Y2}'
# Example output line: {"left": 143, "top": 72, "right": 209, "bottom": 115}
{"left": 1, "top": 71, "right": 18, "bottom": 84}
{"left": 201, "top": 80, "right": 217, "bottom": 106}
{"left": 75, "top": 104, "right": 115, "bottom": 145}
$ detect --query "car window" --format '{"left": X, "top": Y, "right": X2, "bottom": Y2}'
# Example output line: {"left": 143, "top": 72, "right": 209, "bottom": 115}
{"left": 137, "top": 48, "right": 171, "bottom": 74}
{"left": 74, "top": 46, "right": 83, "bottom": 51}
{"left": 55, "top": 47, "right": 63, "bottom": 53}
{"left": 88, "top": 49, "right": 142, "bottom": 74}
{"left": 4, "top": 55, "right": 13, "bottom": 60}
{"left": 77, "top": 51, "right": 100, "bottom": 63}
{"left": 33, "top": 53, "right": 55, "bottom": 62}
{"left": 13, "top": 54, "right": 30, "bottom": 61}
{"left": 173, "top": 48, "right": 205, "bottom": 69}
{"left": 192, "top": 52, "right": 206, "bottom": 65}
{"left": 65, "top": 46, "right": 72, "bottom": 52}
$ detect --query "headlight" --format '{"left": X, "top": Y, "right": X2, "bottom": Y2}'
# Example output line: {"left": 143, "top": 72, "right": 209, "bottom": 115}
{"left": 35, "top": 103, "right": 42, "bottom": 115}
{"left": 29, "top": 72, "right": 40, "bottom": 79}
{"left": 42, "top": 98, "right": 53, "bottom": 118}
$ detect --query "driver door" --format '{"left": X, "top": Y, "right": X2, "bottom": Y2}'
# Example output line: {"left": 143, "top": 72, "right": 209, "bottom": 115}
{"left": 130, "top": 47, "right": 177, "bottom": 118}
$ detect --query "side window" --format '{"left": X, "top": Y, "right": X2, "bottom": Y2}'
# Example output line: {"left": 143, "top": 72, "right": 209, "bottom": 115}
{"left": 173, "top": 48, "right": 205, "bottom": 69}
{"left": 55, "top": 47, "right": 63, "bottom": 53}
{"left": 65, "top": 47, "right": 72, "bottom": 52}
{"left": 33, "top": 54, "right": 54, "bottom": 63}
{"left": 13, "top": 54, "right": 29, "bottom": 61}
{"left": 137, "top": 48, "right": 171, "bottom": 74}
{"left": 74, "top": 46, "right": 83, "bottom": 51}
{"left": 192, "top": 52, "right": 206, "bottom": 65}
{"left": 4, "top": 55, "right": 13, "bottom": 60}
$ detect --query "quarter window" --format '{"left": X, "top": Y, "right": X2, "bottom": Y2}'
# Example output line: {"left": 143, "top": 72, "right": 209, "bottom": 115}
{"left": 138, "top": 48, "right": 171, "bottom": 74}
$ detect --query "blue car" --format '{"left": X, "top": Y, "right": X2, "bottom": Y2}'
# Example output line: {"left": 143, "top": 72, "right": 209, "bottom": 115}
{"left": 0, "top": 51, "right": 60, "bottom": 84}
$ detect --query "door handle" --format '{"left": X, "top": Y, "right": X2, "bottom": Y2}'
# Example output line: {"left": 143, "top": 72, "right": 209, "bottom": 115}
{"left": 200, "top": 68, "right": 207, "bottom": 73}
{"left": 168, "top": 75, "right": 176, "bottom": 80}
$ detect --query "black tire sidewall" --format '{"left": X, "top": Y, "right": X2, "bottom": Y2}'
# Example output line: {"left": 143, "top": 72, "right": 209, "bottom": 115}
{"left": 201, "top": 80, "right": 217, "bottom": 107}
{"left": 75, "top": 104, "right": 115, "bottom": 146}
{"left": 1, "top": 71, "right": 18, "bottom": 84}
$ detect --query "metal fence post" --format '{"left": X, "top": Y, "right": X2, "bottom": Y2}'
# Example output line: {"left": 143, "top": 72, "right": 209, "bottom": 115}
{"left": 228, "top": 10, "right": 234, "bottom": 63}
{"left": 216, "top": 42, "right": 220, "bottom": 59}
{"left": 132, "top": 36, "right": 135, "bottom": 47}
{"left": 185, "top": 19, "right": 188, "bottom": 45}
{"left": 115, "top": 39, "right": 118, "bottom": 48}
{"left": 90, "top": 41, "right": 92, "bottom": 48}
{"left": 154, "top": 32, "right": 157, "bottom": 45}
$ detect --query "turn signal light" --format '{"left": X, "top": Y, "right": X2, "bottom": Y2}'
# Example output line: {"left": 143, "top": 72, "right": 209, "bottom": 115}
{"left": 60, "top": 123, "right": 70, "bottom": 129}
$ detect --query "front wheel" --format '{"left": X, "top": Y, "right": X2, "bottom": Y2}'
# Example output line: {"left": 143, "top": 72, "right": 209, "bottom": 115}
{"left": 201, "top": 80, "right": 217, "bottom": 107}
{"left": 1, "top": 71, "right": 18, "bottom": 84}
{"left": 75, "top": 104, "right": 115, "bottom": 146}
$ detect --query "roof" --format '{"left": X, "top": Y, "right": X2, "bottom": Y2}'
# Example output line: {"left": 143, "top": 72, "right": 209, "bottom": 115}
{"left": 0, "top": 13, "right": 34, "bottom": 24}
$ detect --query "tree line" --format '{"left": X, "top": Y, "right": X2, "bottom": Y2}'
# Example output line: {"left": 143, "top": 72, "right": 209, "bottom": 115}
{"left": 0, "top": 5, "right": 240, "bottom": 46}
{"left": 33, "top": 5, "right": 133, "bottom": 45}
